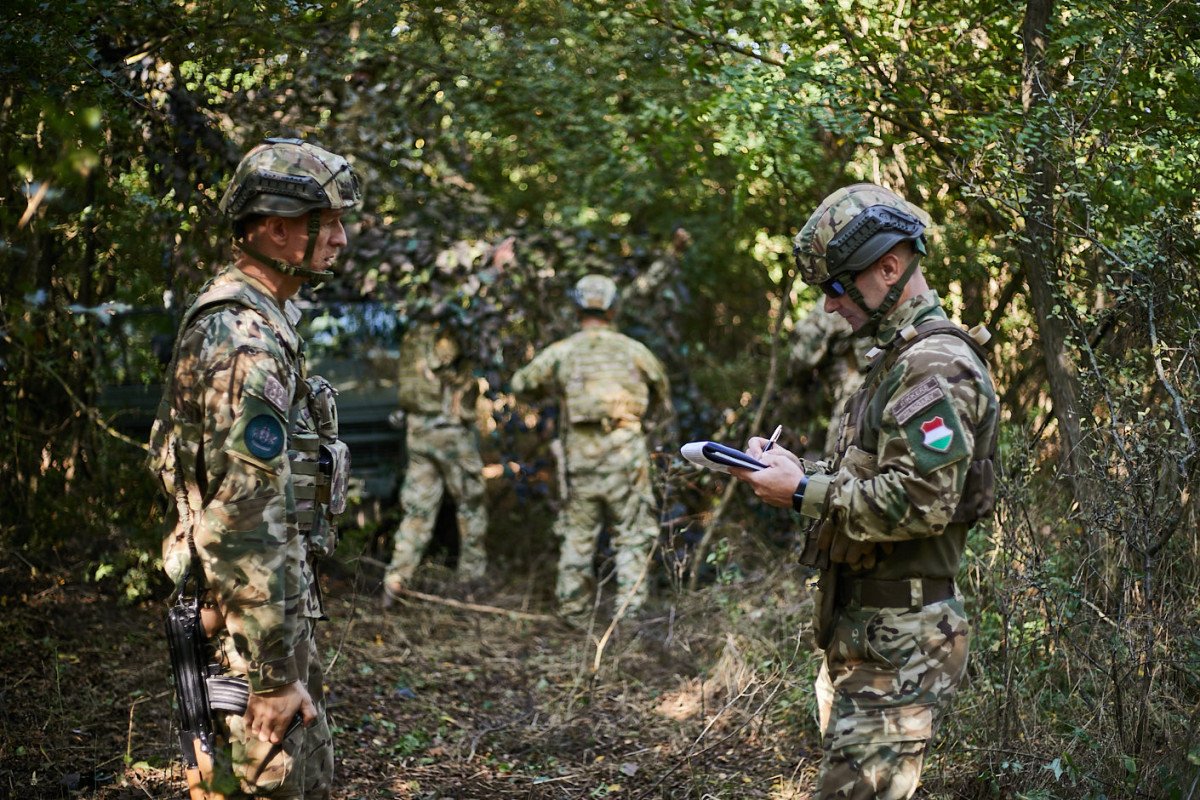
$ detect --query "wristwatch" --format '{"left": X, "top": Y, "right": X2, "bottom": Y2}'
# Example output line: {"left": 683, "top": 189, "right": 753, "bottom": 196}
{"left": 792, "top": 475, "right": 809, "bottom": 513}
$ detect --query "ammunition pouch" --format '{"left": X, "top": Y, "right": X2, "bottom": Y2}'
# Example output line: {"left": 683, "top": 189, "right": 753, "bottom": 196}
{"left": 321, "top": 440, "right": 350, "bottom": 516}
{"left": 289, "top": 435, "right": 347, "bottom": 558}
{"left": 305, "top": 376, "right": 339, "bottom": 440}
{"left": 291, "top": 376, "right": 350, "bottom": 558}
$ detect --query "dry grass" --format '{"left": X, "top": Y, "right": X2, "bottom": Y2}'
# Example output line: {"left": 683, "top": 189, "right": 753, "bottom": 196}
{"left": 0, "top": 553, "right": 823, "bottom": 799}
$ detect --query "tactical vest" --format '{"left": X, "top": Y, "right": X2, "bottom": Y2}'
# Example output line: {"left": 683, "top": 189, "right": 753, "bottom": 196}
{"left": 562, "top": 332, "right": 651, "bottom": 426}
{"left": 839, "top": 318, "right": 998, "bottom": 525}
{"left": 148, "top": 275, "right": 348, "bottom": 583}
{"left": 396, "top": 324, "right": 470, "bottom": 421}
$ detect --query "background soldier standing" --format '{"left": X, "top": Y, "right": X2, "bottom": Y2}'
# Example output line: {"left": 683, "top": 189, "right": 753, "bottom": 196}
{"left": 512, "top": 274, "right": 672, "bottom": 620}
{"left": 731, "top": 184, "right": 999, "bottom": 799}
{"left": 149, "top": 138, "right": 360, "bottom": 799}
{"left": 382, "top": 317, "right": 489, "bottom": 602}
{"left": 788, "top": 304, "right": 873, "bottom": 459}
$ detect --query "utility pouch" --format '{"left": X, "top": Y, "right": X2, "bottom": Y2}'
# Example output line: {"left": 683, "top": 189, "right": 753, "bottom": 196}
{"left": 839, "top": 445, "right": 878, "bottom": 479}
{"left": 305, "top": 376, "right": 339, "bottom": 440}
{"left": 290, "top": 432, "right": 324, "bottom": 537}
{"left": 951, "top": 457, "right": 995, "bottom": 524}
{"left": 165, "top": 586, "right": 215, "bottom": 769}
{"left": 320, "top": 439, "right": 350, "bottom": 517}
{"left": 808, "top": 567, "right": 840, "bottom": 650}
{"left": 798, "top": 519, "right": 832, "bottom": 570}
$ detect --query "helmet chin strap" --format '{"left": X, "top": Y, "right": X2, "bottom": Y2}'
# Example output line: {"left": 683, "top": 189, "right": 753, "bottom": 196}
{"left": 234, "top": 211, "right": 333, "bottom": 280}
{"left": 843, "top": 253, "right": 922, "bottom": 339}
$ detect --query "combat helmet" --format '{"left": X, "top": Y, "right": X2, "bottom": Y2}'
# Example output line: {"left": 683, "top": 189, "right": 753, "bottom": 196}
{"left": 792, "top": 183, "right": 930, "bottom": 333}
{"left": 573, "top": 274, "right": 619, "bottom": 313}
{"left": 219, "top": 137, "right": 362, "bottom": 279}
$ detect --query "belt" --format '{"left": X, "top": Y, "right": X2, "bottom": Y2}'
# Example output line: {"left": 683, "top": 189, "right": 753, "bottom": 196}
{"left": 835, "top": 576, "right": 955, "bottom": 611}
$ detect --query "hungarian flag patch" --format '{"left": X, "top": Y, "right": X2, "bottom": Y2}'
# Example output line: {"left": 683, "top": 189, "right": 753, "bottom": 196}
{"left": 920, "top": 416, "right": 954, "bottom": 452}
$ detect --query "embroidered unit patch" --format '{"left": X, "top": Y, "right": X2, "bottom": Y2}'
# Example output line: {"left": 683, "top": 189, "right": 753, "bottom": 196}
{"left": 893, "top": 376, "right": 945, "bottom": 425}
{"left": 920, "top": 416, "right": 954, "bottom": 453}
{"left": 263, "top": 375, "right": 289, "bottom": 415}
{"left": 244, "top": 414, "right": 285, "bottom": 460}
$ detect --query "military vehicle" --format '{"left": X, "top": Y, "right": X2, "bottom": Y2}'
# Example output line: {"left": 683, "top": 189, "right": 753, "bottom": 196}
{"left": 96, "top": 301, "right": 405, "bottom": 511}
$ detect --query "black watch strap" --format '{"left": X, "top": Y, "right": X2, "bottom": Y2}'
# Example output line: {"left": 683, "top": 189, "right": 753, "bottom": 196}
{"left": 792, "top": 475, "right": 809, "bottom": 513}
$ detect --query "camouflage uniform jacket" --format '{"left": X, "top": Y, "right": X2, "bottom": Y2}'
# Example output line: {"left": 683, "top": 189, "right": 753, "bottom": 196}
{"left": 397, "top": 322, "right": 477, "bottom": 425}
{"left": 149, "top": 266, "right": 314, "bottom": 693}
{"left": 511, "top": 327, "right": 670, "bottom": 433}
{"left": 797, "top": 290, "right": 999, "bottom": 581}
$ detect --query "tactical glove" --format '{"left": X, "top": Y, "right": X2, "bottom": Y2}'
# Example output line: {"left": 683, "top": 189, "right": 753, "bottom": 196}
{"left": 829, "top": 533, "right": 894, "bottom": 572}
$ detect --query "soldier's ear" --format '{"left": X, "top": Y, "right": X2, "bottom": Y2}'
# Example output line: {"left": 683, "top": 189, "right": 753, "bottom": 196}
{"left": 876, "top": 250, "right": 906, "bottom": 287}
{"left": 258, "top": 215, "right": 293, "bottom": 248}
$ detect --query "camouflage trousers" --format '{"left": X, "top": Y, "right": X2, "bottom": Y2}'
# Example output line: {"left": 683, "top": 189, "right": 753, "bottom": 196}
{"left": 208, "top": 618, "right": 333, "bottom": 799}
{"left": 386, "top": 418, "right": 488, "bottom": 587}
{"left": 556, "top": 426, "right": 658, "bottom": 617}
{"left": 813, "top": 598, "right": 970, "bottom": 799}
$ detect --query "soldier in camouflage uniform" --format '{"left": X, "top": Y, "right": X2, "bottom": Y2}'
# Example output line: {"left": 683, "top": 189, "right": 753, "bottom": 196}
{"left": 512, "top": 275, "right": 672, "bottom": 619}
{"left": 731, "top": 184, "right": 998, "bottom": 799}
{"left": 789, "top": 304, "right": 873, "bottom": 459}
{"left": 149, "top": 138, "right": 361, "bottom": 799}
{"left": 382, "top": 319, "right": 489, "bottom": 600}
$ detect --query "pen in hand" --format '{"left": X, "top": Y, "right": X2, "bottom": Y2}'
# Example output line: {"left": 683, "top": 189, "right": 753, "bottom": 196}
{"left": 763, "top": 424, "right": 783, "bottom": 453}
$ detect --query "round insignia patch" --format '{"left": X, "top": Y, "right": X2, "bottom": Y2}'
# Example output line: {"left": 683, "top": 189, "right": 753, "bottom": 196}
{"left": 245, "top": 414, "right": 285, "bottom": 460}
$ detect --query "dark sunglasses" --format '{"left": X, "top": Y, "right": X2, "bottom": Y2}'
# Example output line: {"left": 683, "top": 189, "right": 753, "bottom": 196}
{"left": 820, "top": 272, "right": 859, "bottom": 299}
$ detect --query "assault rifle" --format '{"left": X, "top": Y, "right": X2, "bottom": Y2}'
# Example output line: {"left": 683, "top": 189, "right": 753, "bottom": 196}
{"left": 166, "top": 575, "right": 302, "bottom": 791}
{"left": 165, "top": 579, "right": 217, "bottom": 770}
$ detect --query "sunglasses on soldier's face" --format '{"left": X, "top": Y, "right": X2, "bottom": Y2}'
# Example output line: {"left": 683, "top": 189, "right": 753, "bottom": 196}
{"left": 820, "top": 272, "right": 859, "bottom": 299}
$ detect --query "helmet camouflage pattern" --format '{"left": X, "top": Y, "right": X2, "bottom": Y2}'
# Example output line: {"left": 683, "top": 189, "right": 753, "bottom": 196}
{"left": 573, "top": 274, "right": 619, "bottom": 312}
{"left": 219, "top": 137, "right": 362, "bottom": 223}
{"left": 792, "top": 183, "right": 931, "bottom": 285}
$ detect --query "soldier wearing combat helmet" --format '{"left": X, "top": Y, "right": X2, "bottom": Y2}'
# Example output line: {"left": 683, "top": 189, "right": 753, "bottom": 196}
{"left": 512, "top": 274, "right": 672, "bottom": 620}
{"left": 731, "top": 184, "right": 999, "bottom": 798}
{"left": 149, "top": 138, "right": 360, "bottom": 799}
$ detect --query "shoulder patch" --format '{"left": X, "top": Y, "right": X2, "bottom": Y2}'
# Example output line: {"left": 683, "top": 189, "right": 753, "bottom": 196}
{"left": 892, "top": 376, "right": 944, "bottom": 425}
{"left": 902, "top": 395, "right": 969, "bottom": 475}
{"left": 244, "top": 414, "right": 286, "bottom": 460}
{"left": 263, "top": 375, "right": 289, "bottom": 415}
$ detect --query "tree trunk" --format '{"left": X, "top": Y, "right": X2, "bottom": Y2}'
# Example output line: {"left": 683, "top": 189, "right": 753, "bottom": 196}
{"left": 1017, "top": 0, "right": 1091, "bottom": 505}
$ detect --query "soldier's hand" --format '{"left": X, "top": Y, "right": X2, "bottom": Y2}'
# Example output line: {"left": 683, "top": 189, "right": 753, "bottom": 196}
{"left": 492, "top": 236, "right": 516, "bottom": 269}
{"left": 829, "top": 534, "right": 893, "bottom": 571}
{"left": 744, "top": 437, "right": 802, "bottom": 467}
{"left": 245, "top": 682, "right": 317, "bottom": 744}
{"left": 730, "top": 447, "right": 805, "bottom": 509}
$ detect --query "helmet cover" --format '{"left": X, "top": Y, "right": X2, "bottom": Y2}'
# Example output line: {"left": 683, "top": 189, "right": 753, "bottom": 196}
{"left": 792, "top": 183, "right": 930, "bottom": 285}
{"left": 219, "top": 137, "right": 362, "bottom": 223}
{"left": 573, "top": 274, "right": 619, "bottom": 312}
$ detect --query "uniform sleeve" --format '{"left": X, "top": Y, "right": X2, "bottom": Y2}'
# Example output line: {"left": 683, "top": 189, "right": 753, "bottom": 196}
{"left": 511, "top": 342, "right": 561, "bottom": 400}
{"left": 638, "top": 345, "right": 672, "bottom": 419}
{"left": 810, "top": 342, "right": 989, "bottom": 543}
{"left": 192, "top": 337, "right": 299, "bottom": 692}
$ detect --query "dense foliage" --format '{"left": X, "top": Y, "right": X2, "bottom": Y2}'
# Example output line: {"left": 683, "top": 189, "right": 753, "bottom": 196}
{"left": 2, "top": 1, "right": 1198, "bottom": 796}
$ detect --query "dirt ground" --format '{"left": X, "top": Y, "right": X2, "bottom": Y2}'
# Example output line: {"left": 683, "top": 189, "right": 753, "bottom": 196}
{"left": 0, "top": 556, "right": 825, "bottom": 800}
